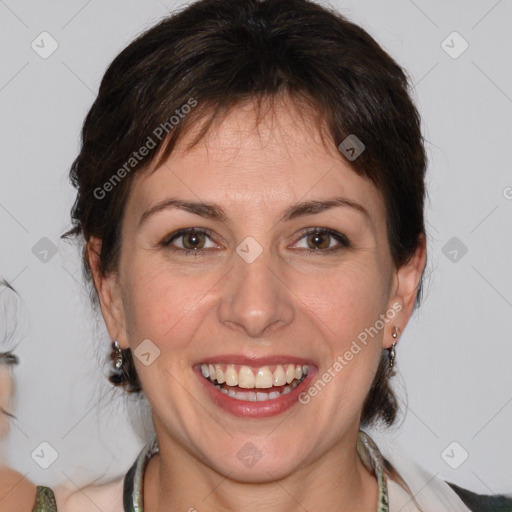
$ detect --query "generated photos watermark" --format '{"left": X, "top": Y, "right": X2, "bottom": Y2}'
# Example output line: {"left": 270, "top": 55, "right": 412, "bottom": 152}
{"left": 93, "top": 97, "right": 198, "bottom": 200}
{"left": 298, "top": 302, "right": 402, "bottom": 404}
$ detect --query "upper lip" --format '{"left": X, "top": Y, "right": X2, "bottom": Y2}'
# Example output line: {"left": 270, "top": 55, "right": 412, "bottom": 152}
{"left": 193, "top": 354, "right": 316, "bottom": 367}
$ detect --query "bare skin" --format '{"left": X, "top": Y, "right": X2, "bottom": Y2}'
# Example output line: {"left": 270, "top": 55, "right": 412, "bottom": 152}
{"left": 0, "top": 467, "right": 37, "bottom": 512}
{"left": 81, "top": 96, "right": 425, "bottom": 512}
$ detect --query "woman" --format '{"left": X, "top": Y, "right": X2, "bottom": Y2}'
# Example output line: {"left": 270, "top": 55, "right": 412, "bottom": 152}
{"left": 0, "top": 279, "right": 37, "bottom": 512}
{"left": 31, "top": 0, "right": 512, "bottom": 510}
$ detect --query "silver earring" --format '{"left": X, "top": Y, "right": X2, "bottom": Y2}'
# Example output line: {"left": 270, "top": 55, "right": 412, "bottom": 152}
{"left": 113, "top": 340, "right": 123, "bottom": 369}
{"left": 389, "top": 326, "right": 400, "bottom": 369}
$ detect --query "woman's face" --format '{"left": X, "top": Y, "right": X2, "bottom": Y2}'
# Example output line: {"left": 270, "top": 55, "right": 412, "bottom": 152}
{"left": 0, "top": 366, "right": 14, "bottom": 439}
{"left": 91, "top": 98, "right": 423, "bottom": 480}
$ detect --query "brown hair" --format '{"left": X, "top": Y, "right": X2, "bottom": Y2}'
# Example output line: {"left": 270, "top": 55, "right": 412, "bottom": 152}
{"left": 62, "top": 0, "right": 426, "bottom": 431}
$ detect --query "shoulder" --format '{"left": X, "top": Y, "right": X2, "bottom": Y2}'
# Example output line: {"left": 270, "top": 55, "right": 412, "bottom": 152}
{"left": 0, "top": 467, "right": 37, "bottom": 512}
{"left": 52, "top": 477, "right": 124, "bottom": 512}
{"left": 447, "top": 481, "right": 512, "bottom": 512}
{"left": 370, "top": 433, "right": 512, "bottom": 512}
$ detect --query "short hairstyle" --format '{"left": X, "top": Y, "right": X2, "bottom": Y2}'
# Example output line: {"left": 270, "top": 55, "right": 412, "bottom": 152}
{"left": 63, "top": 0, "right": 427, "bottom": 430}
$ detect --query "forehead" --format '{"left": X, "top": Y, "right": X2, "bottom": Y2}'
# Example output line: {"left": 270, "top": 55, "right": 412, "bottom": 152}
{"left": 127, "top": 98, "right": 385, "bottom": 226}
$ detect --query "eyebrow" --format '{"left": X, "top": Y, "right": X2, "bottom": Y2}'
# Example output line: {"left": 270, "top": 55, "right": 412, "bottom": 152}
{"left": 138, "top": 196, "right": 370, "bottom": 227}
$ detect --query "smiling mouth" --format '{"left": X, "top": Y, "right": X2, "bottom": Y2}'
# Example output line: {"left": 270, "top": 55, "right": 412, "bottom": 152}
{"left": 199, "top": 363, "right": 309, "bottom": 401}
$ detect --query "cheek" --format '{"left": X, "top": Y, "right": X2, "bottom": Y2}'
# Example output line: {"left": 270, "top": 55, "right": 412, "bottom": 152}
{"left": 121, "top": 266, "right": 211, "bottom": 396}
{"left": 122, "top": 259, "right": 217, "bottom": 345}
{"left": 297, "top": 259, "right": 390, "bottom": 339}
{"left": 294, "top": 261, "right": 389, "bottom": 399}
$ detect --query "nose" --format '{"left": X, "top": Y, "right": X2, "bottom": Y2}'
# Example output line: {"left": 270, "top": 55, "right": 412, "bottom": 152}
{"left": 217, "top": 245, "right": 294, "bottom": 339}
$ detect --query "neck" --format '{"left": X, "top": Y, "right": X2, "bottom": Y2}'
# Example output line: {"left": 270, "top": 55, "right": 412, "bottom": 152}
{"left": 144, "top": 426, "right": 379, "bottom": 512}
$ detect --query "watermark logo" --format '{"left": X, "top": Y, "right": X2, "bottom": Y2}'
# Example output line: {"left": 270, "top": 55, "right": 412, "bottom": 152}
{"left": 32, "top": 237, "right": 58, "bottom": 263}
{"left": 441, "top": 441, "right": 469, "bottom": 469}
{"left": 31, "top": 32, "right": 59, "bottom": 59}
{"left": 236, "top": 236, "right": 263, "bottom": 264}
{"left": 338, "top": 134, "right": 365, "bottom": 161}
{"left": 237, "top": 442, "right": 263, "bottom": 468}
{"left": 133, "top": 339, "right": 161, "bottom": 366}
{"left": 442, "top": 236, "right": 468, "bottom": 263}
{"left": 441, "top": 31, "right": 469, "bottom": 60}
{"left": 31, "top": 441, "right": 59, "bottom": 469}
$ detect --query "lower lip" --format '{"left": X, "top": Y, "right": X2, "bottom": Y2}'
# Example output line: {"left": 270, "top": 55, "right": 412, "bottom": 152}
{"left": 195, "top": 366, "right": 316, "bottom": 419}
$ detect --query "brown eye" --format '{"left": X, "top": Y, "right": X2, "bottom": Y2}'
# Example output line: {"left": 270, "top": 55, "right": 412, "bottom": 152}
{"left": 182, "top": 230, "right": 206, "bottom": 250}
{"left": 294, "top": 228, "right": 350, "bottom": 253}
{"left": 161, "top": 228, "right": 217, "bottom": 255}
{"left": 306, "top": 232, "right": 331, "bottom": 250}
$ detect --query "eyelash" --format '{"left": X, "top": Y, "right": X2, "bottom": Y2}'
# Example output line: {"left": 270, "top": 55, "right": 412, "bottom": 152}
{"left": 161, "top": 228, "right": 350, "bottom": 257}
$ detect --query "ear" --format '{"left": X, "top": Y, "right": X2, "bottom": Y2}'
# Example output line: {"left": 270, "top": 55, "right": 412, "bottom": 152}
{"left": 87, "top": 237, "right": 129, "bottom": 349}
{"left": 384, "top": 235, "right": 427, "bottom": 349}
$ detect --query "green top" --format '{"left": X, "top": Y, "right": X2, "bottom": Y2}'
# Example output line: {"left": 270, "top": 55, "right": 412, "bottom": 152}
{"left": 32, "top": 430, "right": 512, "bottom": 512}
{"left": 32, "top": 430, "right": 512, "bottom": 511}
{"left": 31, "top": 430, "right": 388, "bottom": 512}
{"left": 31, "top": 485, "right": 57, "bottom": 512}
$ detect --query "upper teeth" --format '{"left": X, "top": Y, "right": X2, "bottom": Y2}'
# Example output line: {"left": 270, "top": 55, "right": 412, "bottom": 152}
{"left": 200, "top": 363, "right": 309, "bottom": 389}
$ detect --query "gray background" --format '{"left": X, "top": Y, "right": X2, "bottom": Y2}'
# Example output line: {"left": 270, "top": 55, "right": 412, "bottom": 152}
{"left": 1, "top": 0, "right": 511, "bottom": 497}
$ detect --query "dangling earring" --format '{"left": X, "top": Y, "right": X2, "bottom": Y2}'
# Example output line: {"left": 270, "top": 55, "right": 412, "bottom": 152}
{"left": 112, "top": 340, "right": 123, "bottom": 370}
{"left": 389, "top": 326, "right": 400, "bottom": 370}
